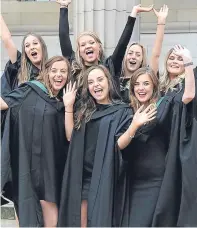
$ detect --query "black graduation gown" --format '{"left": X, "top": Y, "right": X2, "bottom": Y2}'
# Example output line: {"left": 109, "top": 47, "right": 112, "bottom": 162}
{"left": 1, "top": 51, "right": 39, "bottom": 137}
{"left": 58, "top": 103, "right": 133, "bottom": 227}
{"left": 115, "top": 95, "right": 175, "bottom": 227}
{"left": 1, "top": 51, "right": 39, "bottom": 96}
{"left": 152, "top": 77, "right": 197, "bottom": 227}
{"left": 1, "top": 82, "right": 69, "bottom": 227}
{"left": 120, "top": 78, "right": 130, "bottom": 103}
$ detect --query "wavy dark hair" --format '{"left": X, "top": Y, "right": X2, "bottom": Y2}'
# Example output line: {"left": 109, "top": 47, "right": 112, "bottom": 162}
{"left": 37, "top": 56, "right": 71, "bottom": 97}
{"left": 74, "top": 65, "right": 121, "bottom": 129}
{"left": 129, "top": 67, "right": 160, "bottom": 112}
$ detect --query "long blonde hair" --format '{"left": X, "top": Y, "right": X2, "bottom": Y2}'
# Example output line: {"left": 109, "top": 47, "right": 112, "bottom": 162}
{"left": 122, "top": 42, "right": 148, "bottom": 78}
{"left": 72, "top": 31, "right": 104, "bottom": 86}
{"left": 37, "top": 56, "right": 71, "bottom": 97}
{"left": 130, "top": 67, "right": 160, "bottom": 112}
{"left": 160, "top": 48, "right": 185, "bottom": 93}
{"left": 18, "top": 33, "right": 48, "bottom": 84}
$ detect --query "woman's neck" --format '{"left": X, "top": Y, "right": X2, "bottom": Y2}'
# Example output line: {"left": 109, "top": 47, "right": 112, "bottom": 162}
{"left": 84, "top": 60, "right": 99, "bottom": 67}
{"left": 168, "top": 73, "right": 178, "bottom": 81}
{"left": 33, "top": 62, "right": 41, "bottom": 70}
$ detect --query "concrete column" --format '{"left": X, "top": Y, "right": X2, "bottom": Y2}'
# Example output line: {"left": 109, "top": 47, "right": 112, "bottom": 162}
{"left": 72, "top": 0, "right": 140, "bottom": 56}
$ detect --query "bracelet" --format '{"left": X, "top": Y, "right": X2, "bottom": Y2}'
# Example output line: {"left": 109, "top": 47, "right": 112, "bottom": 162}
{"left": 129, "top": 134, "right": 135, "bottom": 139}
{"left": 157, "top": 23, "right": 165, "bottom": 25}
{"left": 184, "top": 62, "right": 193, "bottom": 67}
{"left": 129, "top": 135, "right": 135, "bottom": 139}
{"left": 65, "top": 110, "right": 73, "bottom": 113}
{"left": 60, "top": 5, "right": 68, "bottom": 8}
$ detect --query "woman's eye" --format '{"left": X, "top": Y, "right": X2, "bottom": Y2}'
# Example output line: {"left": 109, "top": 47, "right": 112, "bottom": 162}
{"left": 98, "top": 78, "right": 103, "bottom": 82}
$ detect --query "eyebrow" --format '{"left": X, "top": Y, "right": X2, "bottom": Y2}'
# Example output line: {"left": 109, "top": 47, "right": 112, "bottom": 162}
{"left": 25, "top": 40, "right": 38, "bottom": 45}
{"left": 135, "top": 81, "right": 150, "bottom": 83}
{"left": 128, "top": 51, "right": 141, "bottom": 54}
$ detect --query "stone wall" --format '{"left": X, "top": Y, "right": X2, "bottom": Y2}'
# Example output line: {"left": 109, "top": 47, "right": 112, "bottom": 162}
{"left": 1, "top": 0, "right": 197, "bottom": 72}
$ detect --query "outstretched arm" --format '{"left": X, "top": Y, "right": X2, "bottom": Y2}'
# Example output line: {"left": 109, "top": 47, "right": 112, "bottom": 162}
{"left": 118, "top": 104, "right": 157, "bottom": 150}
{"left": 150, "top": 5, "right": 168, "bottom": 75}
{"left": 0, "top": 14, "right": 17, "bottom": 63}
{"left": 56, "top": 0, "right": 74, "bottom": 59}
{"left": 111, "top": 4, "right": 153, "bottom": 76}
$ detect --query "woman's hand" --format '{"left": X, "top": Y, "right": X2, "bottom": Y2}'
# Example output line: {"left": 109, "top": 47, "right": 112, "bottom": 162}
{"left": 63, "top": 81, "right": 77, "bottom": 109}
{"left": 131, "top": 4, "right": 153, "bottom": 17}
{"left": 131, "top": 104, "right": 157, "bottom": 129}
{"left": 56, "top": 0, "right": 71, "bottom": 8}
{"left": 153, "top": 4, "right": 169, "bottom": 24}
{"left": 173, "top": 45, "right": 193, "bottom": 63}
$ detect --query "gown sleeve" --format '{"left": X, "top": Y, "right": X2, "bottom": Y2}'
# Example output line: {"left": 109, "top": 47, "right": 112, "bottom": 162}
{"left": 59, "top": 7, "right": 75, "bottom": 60}
{"left": 110, "top": 16, "right": 136, "bottom": 76}
{"left": 1, "top": 51, "right": 21, "bottom": 94}
{"left": 1, "top": 85, "right": 30, "bottom": 108}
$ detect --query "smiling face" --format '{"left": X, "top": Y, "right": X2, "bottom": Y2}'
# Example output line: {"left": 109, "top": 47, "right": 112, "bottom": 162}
{"left": 126, "top": 44, "right": 143, "bottom": 74}
{"left": 24, "top": 35, "right": 43, "bottom": 67}
{"left": 78, "top": 35, "right": 100, "bottom": 66}
{"left": 48, "top": 61, "right": 68, "bottom": 95}
{"left": 88, "top": 68, "right": 110, "bottom": 104}
{"left": 134, "top": 73, "right": 154, "bottom": 105}
{"left": 167, "top": 51, "right": 185, "bottom": 79}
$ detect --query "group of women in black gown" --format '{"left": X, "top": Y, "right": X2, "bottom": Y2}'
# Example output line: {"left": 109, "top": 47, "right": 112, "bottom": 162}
{"left": 1, "top": 0, "right": 197, "bottom": 227}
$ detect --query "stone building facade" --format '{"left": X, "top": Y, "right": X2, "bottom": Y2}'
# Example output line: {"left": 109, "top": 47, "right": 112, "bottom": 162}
{"left": 1, "top": 0, "right": 197, "bottom": 72}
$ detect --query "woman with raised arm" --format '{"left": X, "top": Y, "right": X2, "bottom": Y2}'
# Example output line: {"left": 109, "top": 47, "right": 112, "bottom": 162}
{"left": 116, "top": 62, "right": 195, "bottom": 226}
{"left": 58, "top": 65, "right": 156, "bottom": 227}
{"left": 1, "top": 56, "right": 70, "bottom": 227}
{"left": 56, "top": 0, "right": 153, "bottom": 90}
{"left": 120, "top": 4, "right": 168, "bottom": 103}
{"left": 152, "top": 45, "right": 197, "bottom": 227}
{"left": 0, "top": 14, "right": 48, "bottom": 95}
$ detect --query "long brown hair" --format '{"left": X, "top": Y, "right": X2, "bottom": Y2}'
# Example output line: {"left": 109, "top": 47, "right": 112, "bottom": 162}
{"left": 18, "top": 33, "right": 48, "bottom": 84}
{"left": 122, "top": 42, "right": 147, "bottom": 78}
{"left": 129, "top": 67, "right": 160, "bottom": 112}
{"left": 74, "top": 65, "right": 121, "bottom": 129}
{"left": 37, "top": 56, "right": 71, "bottom": 97}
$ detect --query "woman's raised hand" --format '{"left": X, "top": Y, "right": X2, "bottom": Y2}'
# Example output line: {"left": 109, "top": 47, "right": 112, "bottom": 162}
{"left": 132, "top": 104, "right": 157, "bottom": 129}
{"left": 56, "top": 0, "right": 71, "bottom": 7}
{"left": 153, "top": 4, "right": 169, "bottom": 24}
{"left": 63, "top": 81, "right": 77, "bottom": 108}
{"left": 131, "top": 4, "right": 153, "bottom": 17}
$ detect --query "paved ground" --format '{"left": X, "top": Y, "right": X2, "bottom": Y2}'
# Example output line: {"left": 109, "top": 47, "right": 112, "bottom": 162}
{"left": 1, "top": 219, "right": 17, "bottom": 227}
